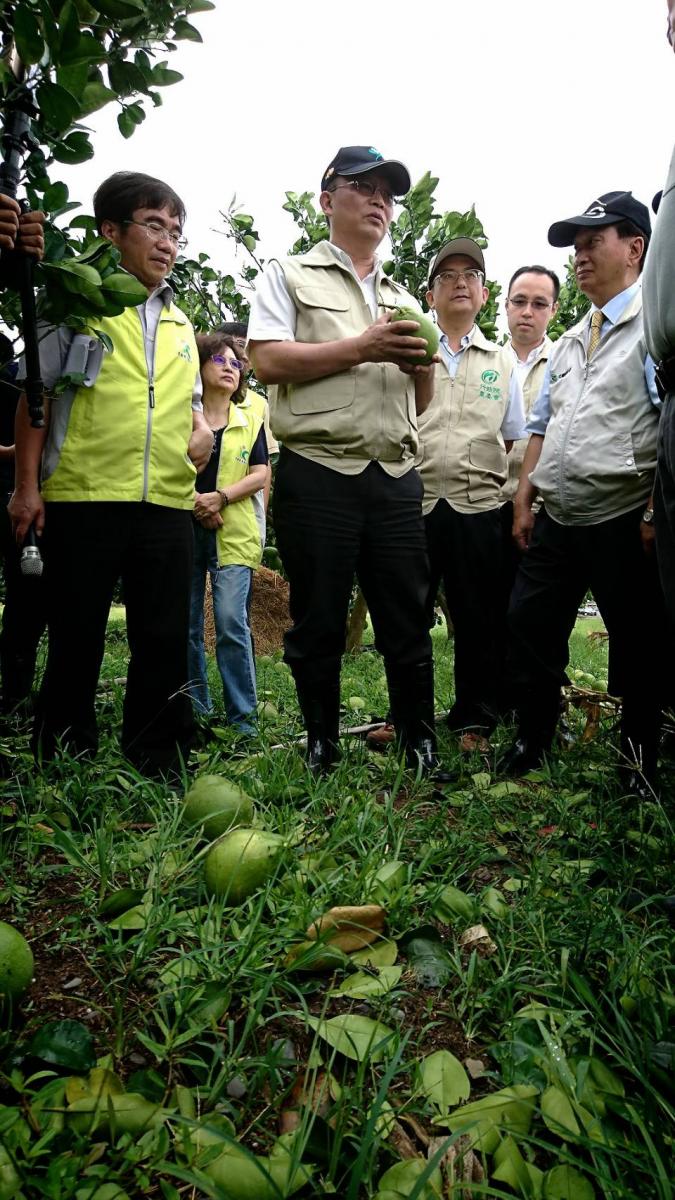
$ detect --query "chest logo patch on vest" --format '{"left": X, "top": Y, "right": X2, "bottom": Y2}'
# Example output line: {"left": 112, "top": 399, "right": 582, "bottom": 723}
{"left": 236, "top": 447, "right": 250, "bottom": 465}
{"left": 481, "top": 369, "right": 499, "bottom": 384}
{"left": 550, "top": 367, "right": 572, "bottom": 384}
{"left": 178, "top": 340, "right": 192, "bottom": 362}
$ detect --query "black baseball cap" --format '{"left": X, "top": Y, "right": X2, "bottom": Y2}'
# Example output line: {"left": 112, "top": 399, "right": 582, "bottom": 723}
{"left": 321, "top": 146, "right": 410, "bottom": 196}
{"left": 548, "top": 190, "right": 651, "bottom": 247}
{"left": 653, "top": 190, "right": 663, "bottom": 215}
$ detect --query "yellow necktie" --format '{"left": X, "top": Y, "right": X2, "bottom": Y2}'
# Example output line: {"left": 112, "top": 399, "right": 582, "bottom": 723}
{"left": 587, "top": 309, "right": 603, "bottom": 359}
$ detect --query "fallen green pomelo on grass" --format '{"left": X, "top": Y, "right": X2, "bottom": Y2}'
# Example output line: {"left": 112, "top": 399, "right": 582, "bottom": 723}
{"left": 183, "top": 775, "right": 255, "bottom": 840}
{"left": 392, "top": 305, "right": 439, "bottom": 365}
{"left": 0, "top": 921, "right": 34, "bottom": 1004}
{"left": 204, "top": 828, "right": 287, "bottom": 903}
{"left": 347, "top": 696, "right": 365, "bottom": 711}
{"left": 67, "top": 1092, "right": 166, "bottom": 1137}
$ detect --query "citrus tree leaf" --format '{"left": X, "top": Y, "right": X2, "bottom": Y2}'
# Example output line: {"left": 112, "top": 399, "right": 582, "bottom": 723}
{"left": 350, "top": 938, "right": 398, "bottom": 968}
{"left": 541, "top": 1085, "right": 580, "bottom": 1140}
{"left": 417, "top": 1049, "right": 470, "bottom": 1113}
{"left": 330, "top": 965, "right": 402, "bottom": 999}
{"left": 29, "top": 1019, "right": 96, "bottom": 1071}
{"left": 400, "top": 926, "right": 453, "bottom": 988}
{"left": 374, "top": 1157, "right": 443, "bottom": 1198}
{"left": 543, "top": 1164, "right": 595, "bottom": 1200}
{"left": 306, "top": 1014, "right": 396, "bottom": 1063}
{"left": 432, "top": 885, "right": 476, "bottom": 923}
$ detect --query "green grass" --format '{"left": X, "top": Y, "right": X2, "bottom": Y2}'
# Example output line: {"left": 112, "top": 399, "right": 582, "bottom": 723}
{"left": 0, "top": 614, "right": 672, "bottom": 1199}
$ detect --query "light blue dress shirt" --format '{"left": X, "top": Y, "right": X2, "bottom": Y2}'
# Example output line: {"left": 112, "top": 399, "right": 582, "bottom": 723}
{"left": 527, "top": 281, "right": 659, "bottom": 437}
{"left": 438, "top": 328, "right": 526, "bottom": 440}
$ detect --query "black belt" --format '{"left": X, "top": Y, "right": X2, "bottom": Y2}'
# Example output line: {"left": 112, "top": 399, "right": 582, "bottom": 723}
{"left": 655, "top": 354, "right": 675, "bottom": 402}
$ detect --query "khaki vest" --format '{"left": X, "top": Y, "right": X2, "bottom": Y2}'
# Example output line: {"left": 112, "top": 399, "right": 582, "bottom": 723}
{"left": 42, "top": 303, "right": 198, "bottom": 509}
{"left": 268, "top": 242, "right": 419, "bottom": 476}
{"left": 530, "top": 292, "right": 657, "bottom": 525}
{"left": 417, "top": 326, "right": 515, "bottom": 514}
{"left": 501, "top": 337, "right": 551, "bottom": 503}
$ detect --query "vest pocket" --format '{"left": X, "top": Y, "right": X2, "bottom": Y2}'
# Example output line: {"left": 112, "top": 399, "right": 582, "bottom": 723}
{"left": 295, "top": 286, "right": 349, "bottom": 311}
{"left": 289, "top": 371, "right": 356, "bottom": 415}
{"left": 469, "top": 438, "right": 507, "bottom": 478}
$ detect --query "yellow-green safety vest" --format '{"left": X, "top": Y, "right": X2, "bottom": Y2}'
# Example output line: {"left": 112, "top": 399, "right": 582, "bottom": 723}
{"left": 42, "top": 303, "right": 198, "bottom": 509}
{"left": 213, "top": 400, "right": 265, "bottom": 568}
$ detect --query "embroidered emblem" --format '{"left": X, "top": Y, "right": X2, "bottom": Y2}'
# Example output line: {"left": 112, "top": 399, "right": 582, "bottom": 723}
{"left": 550, "top": 367, "right": 572, "bottom": 383}
{"left": 583, "top": 199, "right": 607, "bottom": 218}
{"left": 178, "top": 341, "right": 192, "bottom": 362}
{"left": 481, "top": 369, "right": 499, "bottom": 384}
{"left": 325, "top": 166, "right": 335, "bottom": 180}
{"left": 235, "top": 447, "right": 250, "bottom": 465}
{"left": 368, "top": 147, "right": 383, "bottom": 160}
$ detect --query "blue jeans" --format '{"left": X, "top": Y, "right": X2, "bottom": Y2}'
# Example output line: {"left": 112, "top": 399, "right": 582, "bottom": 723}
{"left": 187, "top": 523, "right": 257, "bottom": 733}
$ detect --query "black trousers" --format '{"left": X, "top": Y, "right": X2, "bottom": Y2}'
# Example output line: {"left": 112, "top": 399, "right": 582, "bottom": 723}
{"left": 272, "top": 449, "right": 432, "bottom": 687}
{"left": 425, "top": 499, "right": 504, "bottom": 732}
{"left": 0, "top": 495, "right": 47, "bottom": 711}
{"left": 655, "top": 394, "right": 675, "bottom": 630}
{"left": 35, "top": 501, "right": 195, "bottom": 774}
{"left": 506, "top": 505, "right": 666, "bottom": 773}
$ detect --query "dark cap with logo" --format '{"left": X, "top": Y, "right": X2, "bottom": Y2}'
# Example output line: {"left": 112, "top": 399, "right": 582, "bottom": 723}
{"left": 321, "top": 146, "right": 411, "bottom": 196}
{"left": 548, "top": 190, "right": 651, "bottom": 247}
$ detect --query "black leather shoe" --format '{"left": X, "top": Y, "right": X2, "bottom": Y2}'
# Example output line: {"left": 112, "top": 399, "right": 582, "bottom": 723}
{"left": 500, "top": 737, "right": 546, "bottom": 777}
{"left": 306, "top": 736, "right": 340, "bottom": 777}
{"left": 406, "top": 738, "right": 454, "bottom": 783}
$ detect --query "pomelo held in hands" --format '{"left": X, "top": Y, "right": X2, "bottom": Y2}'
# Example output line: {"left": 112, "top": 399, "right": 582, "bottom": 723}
{"left": 392, "top": 305, "right": 439, "bottom": 365}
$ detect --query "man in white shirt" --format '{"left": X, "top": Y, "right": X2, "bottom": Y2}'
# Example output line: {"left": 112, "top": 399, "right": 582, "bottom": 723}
{"left": 248, "top": 146, "right": 446, "bottom": 778}
{"left": 502, "top": 191, "right": 665, "bottom": 792}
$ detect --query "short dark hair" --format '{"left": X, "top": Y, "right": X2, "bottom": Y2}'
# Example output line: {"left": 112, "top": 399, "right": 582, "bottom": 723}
{"left": 196, "top": 333, "right": 247, "bottom": 404}
{"left": 217, "top": 321, "right": 248, "bottom": 339}
{"left": 508, "top": 265, "right": 561, "bottom": 302}
{"left": 614, "top": 218, "right": 650, "bottom": 271}
{"left": 93, "top": 172, "right": 186, "bottom": 234}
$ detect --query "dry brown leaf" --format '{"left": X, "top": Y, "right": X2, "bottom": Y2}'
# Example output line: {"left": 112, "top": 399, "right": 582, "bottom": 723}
{"left": 464, "top": 1057, "right": 486, "bottom": 1079}
{"left": 427, "top": 1132, "right": 484, "bottom": 1197}
{"left": 306, "top": 905, "right": 385, "bottom": 953}
{"left": 398, "top": 1112, "right": 431, "bottom": 1147}
{"left": 278, "top": 1069, "right": 332, "bottom": 1135}
{"left": 459, "top": 924, "right": 497, "bottom": 954}
{"left": 390, "top": 1120, "right": 419, "bottom": 1160}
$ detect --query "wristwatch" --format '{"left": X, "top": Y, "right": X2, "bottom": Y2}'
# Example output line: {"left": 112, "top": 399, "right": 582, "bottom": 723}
{"left": 642, "top": 507, "right": 654, "bottom": 524}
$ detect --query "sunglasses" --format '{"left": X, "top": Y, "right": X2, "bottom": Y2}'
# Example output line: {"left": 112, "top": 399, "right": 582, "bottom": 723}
{"left": 211, "top": 354, "right": 243, "bottom": 371}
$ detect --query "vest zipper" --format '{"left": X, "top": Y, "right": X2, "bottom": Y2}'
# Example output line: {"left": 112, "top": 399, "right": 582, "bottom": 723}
{"left": 140, "top": 305, "right": 160, "bottom": 503}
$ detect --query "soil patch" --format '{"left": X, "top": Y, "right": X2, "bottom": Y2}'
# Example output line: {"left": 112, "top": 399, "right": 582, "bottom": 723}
{"left": 204, "top": 566, "right": 289, "bottom": 657}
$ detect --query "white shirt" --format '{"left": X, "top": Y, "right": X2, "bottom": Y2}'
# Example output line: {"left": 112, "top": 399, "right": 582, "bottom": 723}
{"left": 509, "top": 336, "right": 550, "bottom": 390}
{"left": 247, "top": 242, "right": 383, "bottom": 343}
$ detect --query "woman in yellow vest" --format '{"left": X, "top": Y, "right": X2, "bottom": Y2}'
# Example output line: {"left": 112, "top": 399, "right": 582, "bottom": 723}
{"left": 188, "top": 334, "right": 268, "bottom": 733}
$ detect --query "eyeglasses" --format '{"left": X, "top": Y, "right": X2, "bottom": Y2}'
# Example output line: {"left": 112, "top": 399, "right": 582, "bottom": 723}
{"left": 434, "top": 269, "right": 484, "bottom": 286}
{"left": 123, "top": 219, "right": 187, "bottom": 250}
{"left": 331, "top": 178, "right": 396, "bottom": 206}
{"left": 507, "top": 297, "right": 552, "bottom": 310}
{"left": 211, "top": 354, "right": 243, "bottom": 371}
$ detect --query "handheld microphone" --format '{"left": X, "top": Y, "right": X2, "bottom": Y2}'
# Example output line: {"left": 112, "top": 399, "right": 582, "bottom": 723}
{"left": 20, "top": 524, "right": 43, "bottom": 577}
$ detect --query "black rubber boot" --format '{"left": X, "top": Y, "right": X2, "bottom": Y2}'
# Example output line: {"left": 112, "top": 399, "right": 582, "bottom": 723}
{"left": 292, "top": 665, "right": 341, "bottom": 777}
{"left": 385, "top": 659, "right": 452, "bottom": 782}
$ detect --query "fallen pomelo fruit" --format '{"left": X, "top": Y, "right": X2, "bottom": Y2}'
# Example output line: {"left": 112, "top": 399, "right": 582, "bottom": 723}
{"left": 183, "top": 776, "right": 254, "bottom": 841}
{"left": 392, "top": 305, "right": 439, "bottom": 365}
{"left": 204, "top": 828, "right": 287, "bottom": 904}
{"left": 0, "top": 921, "right": 34, "bottom": 1003}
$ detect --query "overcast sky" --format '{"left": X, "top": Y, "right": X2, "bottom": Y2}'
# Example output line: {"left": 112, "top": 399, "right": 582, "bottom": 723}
{"left": 58, "top": 0, "right": 673, "bottom": 316}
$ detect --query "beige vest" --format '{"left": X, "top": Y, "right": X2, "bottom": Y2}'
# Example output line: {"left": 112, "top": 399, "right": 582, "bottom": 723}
{"left": 501, "top": 337, "right": 552, "bottom": 503}
{"left": 268, "top": 242, "right": 419, "bottom": 476}
{"left": 530, "top": 292, "right": 657, "bottom": 525}
{"left": 417, "top": 326, "right": 515, "bottom": 515}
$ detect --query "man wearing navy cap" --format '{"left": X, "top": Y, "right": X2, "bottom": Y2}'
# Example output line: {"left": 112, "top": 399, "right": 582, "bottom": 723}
{"left": 249, "top": 146, "right": 446, "bottom": 777}
{"left": 501, "top": 191, "right": 666, "bottom": 792}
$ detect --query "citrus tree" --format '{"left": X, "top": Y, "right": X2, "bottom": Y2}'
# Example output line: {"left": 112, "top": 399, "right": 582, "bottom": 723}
{"left": 0, "top": 0, "right": 214, "bottom": 340}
